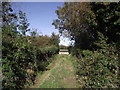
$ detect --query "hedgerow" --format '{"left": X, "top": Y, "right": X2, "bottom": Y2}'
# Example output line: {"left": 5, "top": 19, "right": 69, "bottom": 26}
{"left": 54, "top": 2, "right": 119, "bottom": 88}
{"left": 2, "top": 36, "right": 59, "bottom": 88}
{"left": 75, "top": 45, "right": 119, "bottom": 88}
{"left": 2, "top": 2, "right": 59, "bottom": 89}
{"left": 69, "top": 34, "right": 119, "bottom": 88}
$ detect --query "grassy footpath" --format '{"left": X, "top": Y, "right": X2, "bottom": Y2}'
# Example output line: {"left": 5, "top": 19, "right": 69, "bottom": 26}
{"left": 31, "top": 54, "right": 79, "bottom": 88}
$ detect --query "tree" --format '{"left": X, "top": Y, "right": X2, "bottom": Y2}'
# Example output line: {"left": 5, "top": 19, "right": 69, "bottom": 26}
{"left": 50, "top": 32, "right": 60, "bottom": 47}
{"left": 53, "top": 2, "right": 120, "bottom": 50}
{"left": 30, "top": 28, "right": 37, "bottom": 37}
{"left": 53, "top": 2, "right": 95, "bottom": 50}
{"left": 2, "top": 2, "right": 18, "bottom": 37}
{"left": 18, "top": 10, "right": 30, "bottom": 35}
{"left": 91, "top": 2, "right": 120, "bottom": 44}
{"left": 2, "top": 2, "right": 31, "bottom": 88}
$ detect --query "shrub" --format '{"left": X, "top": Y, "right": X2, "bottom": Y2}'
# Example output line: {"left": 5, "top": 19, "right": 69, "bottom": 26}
{"left": 2, "top": 37, "right": 36, "bottom": 88}
{"left": 76, "top": 47, "right": 119, "bottom": 88}
{"left": 2, "top": 36, "right": 59, "bottom": 89}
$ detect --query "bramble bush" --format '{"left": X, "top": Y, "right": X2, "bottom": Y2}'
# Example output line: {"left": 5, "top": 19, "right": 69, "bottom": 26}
{"left": 2, "top": 37, "right": 35, "bottom": 88}
{"left": 70, "top": 33, "right": 119, "bottom": 88}
{"left": 2, "top": 36, "right": 59, "bottom": 88}
{"left": 76, "top": 45, "right": 119, "bottom": 88}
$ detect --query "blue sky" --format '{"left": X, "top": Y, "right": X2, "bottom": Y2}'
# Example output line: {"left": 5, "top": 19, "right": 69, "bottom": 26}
{"left": 11, "top": 2, "right": 72, "bottom": 46}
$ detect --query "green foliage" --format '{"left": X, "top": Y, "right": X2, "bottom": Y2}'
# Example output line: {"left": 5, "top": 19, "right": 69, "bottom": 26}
{"left": 57, "top": 2, "right": 120, "bottom": 88}
{"left": 91, "top": 2, "right": 120, "bottom": 43}
{"left": 76, "top": 47, "right": 119, "bottom": 88}
{"left": 2, "top": 36, "right": 59, "bottom": 88}
{"left": 50, "top": 32, "right": 60, "bottom": 47}
{"left": 94, "top": 32, "right": 109, "bottom": 49}
{"left": 2, "top": 37, "right": 36, "bottom": 88}
{"left": 53, "top": 2, "right": 120, "bottom": 50}
{"left": 59, "top": 45, "right": 68, "bottom": 49}
{"left": 69, "top": 47, "right": 82, "bottom": 59}
{"left": 27, "top": 33, "right": 60, "bottom": 48}
{"left": 18, "top": 10, "right": 30, "bottom": 35}
{"left": 2, "top": 2, "right": 19, "bottom": 37}
{"left": 53, "top": 2, "right": 96, "bottom": 50}
{"left": 59, "top": 49, "right": 68, "bottom": 52}
{"left": 2, "top": 2, "right": 59, "bottom": 89}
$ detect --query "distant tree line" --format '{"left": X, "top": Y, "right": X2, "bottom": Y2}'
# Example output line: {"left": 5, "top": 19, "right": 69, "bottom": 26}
{"left": 59, "top": 45, "right": 68, "bottom": 49}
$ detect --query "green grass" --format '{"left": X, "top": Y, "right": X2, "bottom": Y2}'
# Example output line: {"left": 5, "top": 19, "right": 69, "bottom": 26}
{"left": 59, "top": 49, "right": 68, "bottom": 52}
{"left": 39, "top": 55, "right": 79, "bottom": 88}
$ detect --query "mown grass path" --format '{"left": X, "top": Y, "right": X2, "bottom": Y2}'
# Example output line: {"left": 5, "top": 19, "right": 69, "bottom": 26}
{"left": 32, "top": 54, "right": 79, "bottom": 88}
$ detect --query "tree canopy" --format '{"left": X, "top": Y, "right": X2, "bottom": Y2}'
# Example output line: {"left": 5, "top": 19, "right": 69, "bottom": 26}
{"left": 53, "top": 2, "right": 120, "bottom": 50}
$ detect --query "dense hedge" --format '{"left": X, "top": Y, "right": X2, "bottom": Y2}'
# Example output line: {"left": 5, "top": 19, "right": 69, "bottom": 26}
{"left": 2, "top": 2, "right": 60, "bottom": 89}
{"left": 60, "top": 2, "right": 120, "bottom": 88}
{"left": 70, "top": 44, "right": 119, "bottom": 88}
{"left": 2, "top": 36, "right": 59, "bottom": 89}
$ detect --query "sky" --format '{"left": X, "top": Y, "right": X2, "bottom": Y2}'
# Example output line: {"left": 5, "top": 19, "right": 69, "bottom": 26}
{"left": 11, "top": 2, "right": 72, "bottom": 46}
